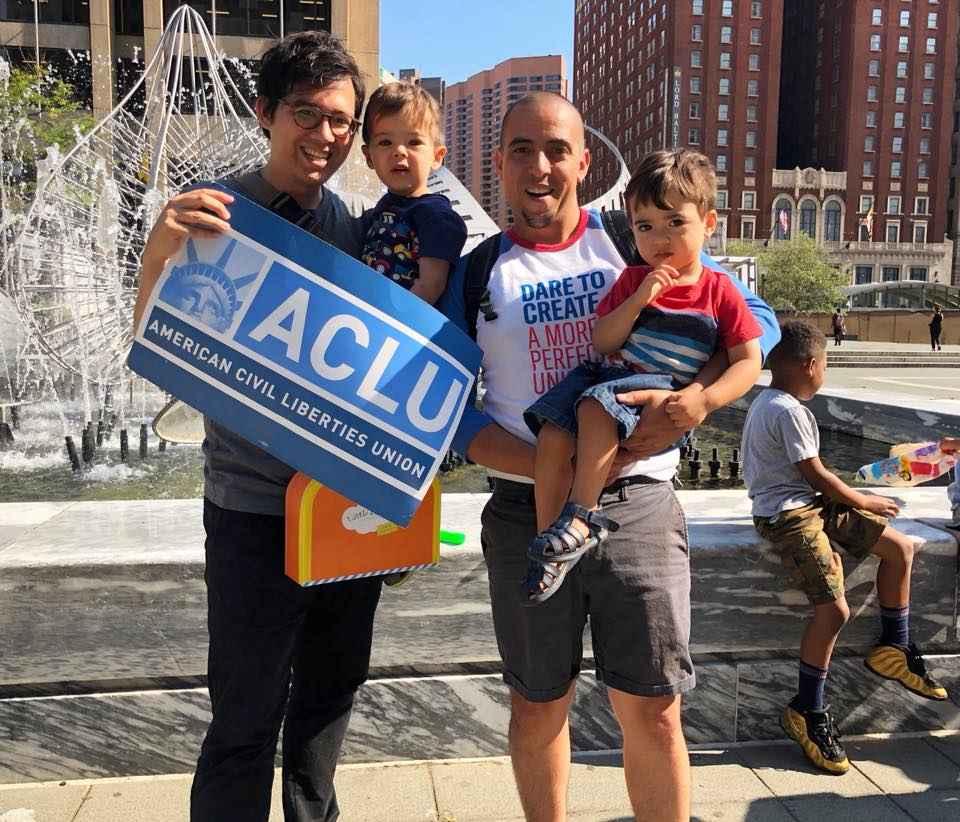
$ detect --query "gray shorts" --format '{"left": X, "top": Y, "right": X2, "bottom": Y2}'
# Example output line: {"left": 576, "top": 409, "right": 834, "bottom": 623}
{"left": 481, "top": 478, "right": 695, "bottom": 702}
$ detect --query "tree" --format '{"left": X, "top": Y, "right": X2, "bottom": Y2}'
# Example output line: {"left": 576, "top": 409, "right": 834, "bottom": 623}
{"left": 0, "top": 64, "right": 94, "bottom": 199}
{"left": 726, "top": 234, "right": 847, "bottom": 312}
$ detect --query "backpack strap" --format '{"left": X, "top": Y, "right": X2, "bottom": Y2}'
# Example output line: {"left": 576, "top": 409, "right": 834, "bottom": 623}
{"left": 462, "top": 212, "right": 640, "bottom": 342}
{"left": 600, "top": 208, "right": 643, "bottom": 266}
{"left": 229, "top": 171, "right": 321, "bottom": 234}
{"left": 463, "top": 233, "right": 503, "bottom": 341}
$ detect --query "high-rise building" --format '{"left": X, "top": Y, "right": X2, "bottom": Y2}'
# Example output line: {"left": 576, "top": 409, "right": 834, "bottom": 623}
{"left": 0, "top": 1, "right": 378, "bottom": 121}
{"left": 398, "top": 67, "right": 445, "bottom": 107}
{"left": 575, "top": 0, "right": 959, "bottom": 289}
{"left": 575, "top": 0, "right": 784, "bottom": 249}
{"left": 443, "top": 55, "right": 567, "bottom": 229}
{"left": 783, "top": 0, "right": 959, "bottom": 290}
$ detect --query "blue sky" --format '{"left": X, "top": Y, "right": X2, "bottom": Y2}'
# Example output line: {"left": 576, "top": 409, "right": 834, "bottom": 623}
{"left": 379, "top": 1, "right": 574, "bottom": 87}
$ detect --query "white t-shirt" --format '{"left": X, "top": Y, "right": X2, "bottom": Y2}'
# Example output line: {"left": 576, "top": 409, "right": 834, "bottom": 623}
{"left": 741, "top": 388, "right": 820, "bottom": 517}
{"left": 475, "top": 209, "right": 679, "bottom": 482}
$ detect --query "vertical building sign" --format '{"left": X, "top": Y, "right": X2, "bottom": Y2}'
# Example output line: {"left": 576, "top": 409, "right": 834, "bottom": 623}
{"left": 671, "top": 67, "right": 682, "bottom": 148}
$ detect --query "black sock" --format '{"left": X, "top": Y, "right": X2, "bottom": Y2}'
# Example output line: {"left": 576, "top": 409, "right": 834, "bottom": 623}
{"left": 796, "top": 661, "right": 829, "bottom": 712}
{"left": 880, "top": 605, "right": 910, "bottom": 647}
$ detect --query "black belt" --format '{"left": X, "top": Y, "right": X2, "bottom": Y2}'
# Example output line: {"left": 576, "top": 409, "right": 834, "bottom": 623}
{"left": 492, "top": 474, "right": 667, "bottom": 505}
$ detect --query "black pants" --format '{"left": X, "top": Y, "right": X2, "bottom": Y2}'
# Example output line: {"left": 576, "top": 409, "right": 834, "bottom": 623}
{"left": 834, "top": 331, "right": 843, "bottom": 346}
{"left": 191, "top": 499, "right": 382, "bottom": 822}
{"left": 931, "top": 328, "right": 942, "bottom": 350}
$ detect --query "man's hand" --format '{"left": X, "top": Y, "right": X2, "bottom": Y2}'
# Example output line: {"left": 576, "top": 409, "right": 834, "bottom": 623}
{"left": 612, "top": 388, "right": 686, "bottom": 462}
{"left": 144, "top": 188, "right": 234, "bottom": 265}
{"left": 664, "top": 388, "right": 711, "bottom": 429}
{"left": 134, "top": 188, "right": 234, "bottom": 328}
{"left": 860, "top": 494, "right": 900, "bottom": 518}
{"left": 939, "top": 437, "right": 960, "bottom": 455}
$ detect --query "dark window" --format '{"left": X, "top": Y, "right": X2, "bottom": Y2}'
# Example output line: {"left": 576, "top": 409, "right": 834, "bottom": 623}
{"left": 1, "top": 0, "right": 88, "bottom": 23}
{"left": 773, "top": 198, "right": 792, "bottom": 240}
{"left": 116, "top": 57, "right": 147, "bottom": 116}
{"left": 799, "top": 201, "right": 816, "bottom": 238}
{"left": 163, "top": 0, "right": 315, "bottom": 38}
{"left": 823, "top": 200, "right": 840, "bottom": 243}
{"left": 116, "top": 0, "right": 144, "bottom": 35}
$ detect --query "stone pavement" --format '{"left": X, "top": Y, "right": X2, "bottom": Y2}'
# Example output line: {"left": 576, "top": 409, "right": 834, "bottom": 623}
{"left": 1, "top": 732, "right": 958, "bottom": 822}
{"left": 827, "top": 341, "right": 960, "bottom": 352}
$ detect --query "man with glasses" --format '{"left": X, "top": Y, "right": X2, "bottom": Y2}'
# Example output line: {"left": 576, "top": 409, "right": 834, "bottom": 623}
{"left": 278, "top": 100, "right": 361, "bottom": 137}
{"left": 134, "top": 32, "right": 378, "bottom": 822}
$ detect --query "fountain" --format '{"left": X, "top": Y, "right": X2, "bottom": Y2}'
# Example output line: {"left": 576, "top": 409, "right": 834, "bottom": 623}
{"left": 0, "top": 5, "right": 647, "bottom": 493}
{"left": 0, "top": 6, "right": 270, "bottom": 484}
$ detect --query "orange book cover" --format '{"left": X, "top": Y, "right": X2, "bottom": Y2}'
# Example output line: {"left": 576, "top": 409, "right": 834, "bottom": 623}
{"left": 285, "top": 473, "right": 440, "bottom": 586}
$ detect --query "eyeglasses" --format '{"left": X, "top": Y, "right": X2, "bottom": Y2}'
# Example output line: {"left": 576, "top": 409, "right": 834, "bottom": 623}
{"left": 281, "top": 100, "right": 360, "bottom": 137}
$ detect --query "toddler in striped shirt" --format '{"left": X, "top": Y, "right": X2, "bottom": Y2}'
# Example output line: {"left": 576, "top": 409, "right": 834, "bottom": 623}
{"left": 521, "top": 148, "right": 763, "bottom": 604}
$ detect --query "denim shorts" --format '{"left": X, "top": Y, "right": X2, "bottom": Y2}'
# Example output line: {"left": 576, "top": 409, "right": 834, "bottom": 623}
{"left": 524, "top": 361, "right": 676, "bottom": 440}
{"left": 481, "top": 478, "right": 695, "bottom": 701}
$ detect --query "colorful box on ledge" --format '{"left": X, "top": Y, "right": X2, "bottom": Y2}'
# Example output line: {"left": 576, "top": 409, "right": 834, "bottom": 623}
{"left": 285, "top": 473, "right": 441, "bottom": 586}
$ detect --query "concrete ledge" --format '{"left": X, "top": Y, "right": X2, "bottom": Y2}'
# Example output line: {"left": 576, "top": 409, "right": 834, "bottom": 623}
{"left": 0, "top": 491, "right": 958, "bottom": 777}
{"left": 733, "top": 380, "right": 960, "bottom": 443}
{"left": 683, "top": 489, "right": 960, "bottom": 655}
{"left": 0, "top": 490, "right": 956, "bottom": 688}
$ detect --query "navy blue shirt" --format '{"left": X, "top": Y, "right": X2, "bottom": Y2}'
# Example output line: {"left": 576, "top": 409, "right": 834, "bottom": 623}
{"left": 361, "top": 192, "right": 467, "bottom": 289}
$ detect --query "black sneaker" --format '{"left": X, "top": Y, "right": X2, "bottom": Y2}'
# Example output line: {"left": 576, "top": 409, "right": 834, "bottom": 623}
{"left": 781, "top": 699, "right": 850, "bottom": 774}
{"left": 865, "top": 642, "right": 949, "bottom": 700}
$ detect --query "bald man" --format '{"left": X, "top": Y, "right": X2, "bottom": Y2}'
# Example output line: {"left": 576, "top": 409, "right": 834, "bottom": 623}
{"left": 438, "top": 93, "right": 778, "bottom": 822}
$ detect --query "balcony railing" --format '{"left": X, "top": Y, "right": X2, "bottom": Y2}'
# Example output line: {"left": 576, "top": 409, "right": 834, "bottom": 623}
{"left": 771, "top": 168, "right": 847, "bottom": 190}
{"left": 724, "top": 238, "right": 951, "bottom": 257}
{"left": 841, "top": 241, "right": 950, "bottom": 254}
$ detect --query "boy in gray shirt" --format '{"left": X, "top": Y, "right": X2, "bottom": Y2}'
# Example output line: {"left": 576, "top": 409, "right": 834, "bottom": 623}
{"left": 742, "top": 320, "right": 947, "bottom": 776}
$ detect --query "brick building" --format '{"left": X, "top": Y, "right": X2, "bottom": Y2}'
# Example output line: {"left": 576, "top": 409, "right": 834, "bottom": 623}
{"left": 783, "top": 0, "right": 959, "bottom": 288}
{"left": 443, "top": 55, "right": 566, "bottom": 229}
{"left": 575, "top": 0, "right": 784, "bottom": 246}
{"left": 574, "top": 0, "right": 960, "bottom": 289}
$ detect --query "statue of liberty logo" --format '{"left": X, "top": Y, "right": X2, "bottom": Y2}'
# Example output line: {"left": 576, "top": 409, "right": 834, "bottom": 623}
{"left": 159, "top": 236, "right": 263, "bottom": 333}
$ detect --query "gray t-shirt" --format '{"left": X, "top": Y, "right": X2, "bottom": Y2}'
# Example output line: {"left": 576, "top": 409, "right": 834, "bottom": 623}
{"left": 741, "top": 388, "right": 820, "bottom": 518}
{"left": 202, "top": 172, "right": 365, "bottom": 515}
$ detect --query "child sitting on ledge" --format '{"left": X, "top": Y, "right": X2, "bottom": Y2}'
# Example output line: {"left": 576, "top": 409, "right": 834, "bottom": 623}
{"left": 742, "top": 319, "right": 947, "bottom": 776}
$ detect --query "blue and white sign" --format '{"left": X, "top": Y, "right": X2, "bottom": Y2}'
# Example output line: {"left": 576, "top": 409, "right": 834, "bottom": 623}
{"left": 128, "top": 184, "right": 481, "bottom": 526}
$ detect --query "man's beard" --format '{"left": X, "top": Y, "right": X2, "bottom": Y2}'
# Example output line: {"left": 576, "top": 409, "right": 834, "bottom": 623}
{"left": 519, "top": 209, "right": 555, "bottom": 229}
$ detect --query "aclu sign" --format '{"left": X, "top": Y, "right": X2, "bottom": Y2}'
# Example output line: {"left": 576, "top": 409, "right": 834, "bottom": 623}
{"left": 129, "top": 184, "right": 481, "bottom": 526}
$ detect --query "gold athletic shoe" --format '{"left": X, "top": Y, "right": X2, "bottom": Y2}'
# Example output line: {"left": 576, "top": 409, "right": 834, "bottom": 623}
{"left": 865, "top": 643, "right": 949, "bottom": 700}
{"left": 781, "top": 702, "right": 850, "bottom": 775}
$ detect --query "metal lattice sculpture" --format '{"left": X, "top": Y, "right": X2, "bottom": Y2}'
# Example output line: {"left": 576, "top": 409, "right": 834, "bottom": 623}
{"left": 584, "top": 125, "right": 631, "bottom": 214}
{"left": 3, "top": 7, "right": 633, "bottom": 397}
{"left": 5, "top": 5, "right": 267, "bottom": 389}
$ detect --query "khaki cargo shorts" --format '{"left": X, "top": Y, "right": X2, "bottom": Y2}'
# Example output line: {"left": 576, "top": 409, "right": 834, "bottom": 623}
{"left": 754, "top": 496, "right": 888, "bottom": 605}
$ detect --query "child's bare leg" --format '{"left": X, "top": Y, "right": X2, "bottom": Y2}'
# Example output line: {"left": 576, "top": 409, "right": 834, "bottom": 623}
{"left": 565, "top": 399, "right": 621, "bottom": 536}
{"left": 870, "top": 526, "right": 914, "bottom": 609}
{"left": 799, "top": 595, "right": 850, "bottom": 670}
{"left": 534, "top": 423, "right": 576, "bottom": 532}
